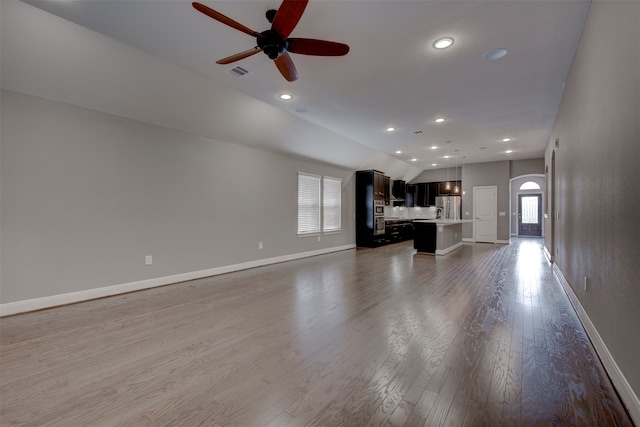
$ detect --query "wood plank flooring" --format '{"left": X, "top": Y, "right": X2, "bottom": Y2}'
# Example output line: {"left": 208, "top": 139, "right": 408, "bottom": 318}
{"left": 0, "top": 238, "right": 633, "bottom": 426}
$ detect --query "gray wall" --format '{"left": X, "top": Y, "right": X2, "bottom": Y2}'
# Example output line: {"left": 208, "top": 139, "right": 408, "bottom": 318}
{"left": 461, "top": 161, "right": 511, "bottom": 241}
{"left": 510, "top": 158, "right": 544, "bottom": 178}
{"left": 545, "top": 0, "right": 639, "bottom": 399}
{"left": 410, "top": 167, "right": 461, "bottom": 184}
{"left": 1, "top": 90, "right": 355, "bottom": 303}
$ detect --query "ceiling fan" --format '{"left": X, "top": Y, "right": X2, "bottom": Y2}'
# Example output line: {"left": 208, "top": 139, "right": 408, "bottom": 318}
{"left": 192, "top": 0, "right": 349, "bottom": 82}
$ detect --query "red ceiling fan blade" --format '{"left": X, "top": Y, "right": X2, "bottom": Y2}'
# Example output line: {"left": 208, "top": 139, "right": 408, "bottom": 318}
{"left": 287, "top": 38, "right": 349, "bottom": 56}
{"left": 274, "top": 52, "right": 299, "bottom": 82}
{"left": 271, "top": 0, "right": 308, "bottom": 39}
{"left": 215, "top": 47, "right": 262, "bottom": 64}
{"left": 192, "top": 2, "right": 262, "bottom": 38}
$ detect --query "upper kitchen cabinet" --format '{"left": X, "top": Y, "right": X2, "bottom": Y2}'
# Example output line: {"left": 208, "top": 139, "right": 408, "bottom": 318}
{"left": 405, "top": 184, "right": 416, "bottom": 207}
{"left": 406, "top": 183, "right": 436, "bottom": 207}
{"left": 438, "top": 181, "right": 462, "bottom": 196}
{"left": 384, "top": 175, "right": 391, "bottom": 205}
{"left": 369, "top": 170, "right": 386, "bottom": 200}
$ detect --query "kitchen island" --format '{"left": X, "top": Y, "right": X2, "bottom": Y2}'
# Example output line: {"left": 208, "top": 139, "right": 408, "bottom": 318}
{"left": 413, "top": 219, "right": 473, "bottom": 255}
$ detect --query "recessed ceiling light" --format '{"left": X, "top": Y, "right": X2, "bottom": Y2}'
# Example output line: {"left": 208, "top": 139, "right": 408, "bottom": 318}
{"left": 435, "top": 118, "right": 446, "bottom": 123}
{"left": 432, "top": 163, "right": 437, "bottom": 167}
{"left": 444, "top": 155, "right": 450, "bottom": 159}
{"left": 279, "top": 93, "right": 292, "bottom": 100}
{"left": 502, "top": 138, "right": 511, "bottom": 142}
{"left": 484, "top": 48, "right": 508, "bottom": 61}
{"left": 433, "top": 37, "right": 454, "bottom": 49}
{"left": 506, "top": 150, "right": 513, "bottom": 154}
{"left": 411, "top": 158, "right": 418, "bottom": 162}
{"left": 386, "top": 127, "right": 396, "bottom": 132}
{"left": 430, "top": 146, "right": 438, "bottom": 150}
{"left": 395, "top": 150, "right": 402, "bottom": 154}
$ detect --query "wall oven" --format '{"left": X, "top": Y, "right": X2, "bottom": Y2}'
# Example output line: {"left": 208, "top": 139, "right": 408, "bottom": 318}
{"left": 373, "top": 200, "right": 385, "bottom": 235}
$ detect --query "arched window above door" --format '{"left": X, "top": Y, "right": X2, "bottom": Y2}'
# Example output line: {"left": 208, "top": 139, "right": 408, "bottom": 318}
{"left": 520, "top": 181, "right": 541, "bottom": 190}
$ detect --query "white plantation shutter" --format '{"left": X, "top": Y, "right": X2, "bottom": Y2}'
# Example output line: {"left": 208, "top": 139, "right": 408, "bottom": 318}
{"left": 297, "top": 173, "right": 321, "bottom": 234}
{"left": 323, "top": 177, "right": 342, "bottom": 232}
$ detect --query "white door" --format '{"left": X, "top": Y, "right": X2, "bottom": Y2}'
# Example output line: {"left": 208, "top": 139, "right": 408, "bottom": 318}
{"left": 474, "top": 186, "right": 497, "bottom": 243}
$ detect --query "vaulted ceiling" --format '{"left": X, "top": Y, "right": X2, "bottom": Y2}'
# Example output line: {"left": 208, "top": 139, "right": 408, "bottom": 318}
{"left": 6, "top": 0, "right": 590, "bottom": 177}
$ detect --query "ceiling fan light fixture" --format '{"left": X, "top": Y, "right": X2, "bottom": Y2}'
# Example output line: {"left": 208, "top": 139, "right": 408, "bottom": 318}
{"left": 433, "top": 37, "right": 454, "bottom": 49}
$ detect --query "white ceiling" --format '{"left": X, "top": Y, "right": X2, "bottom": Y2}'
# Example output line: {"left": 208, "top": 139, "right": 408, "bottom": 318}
{"left": 13, "top": 0, "right": 590, "bottom": 173}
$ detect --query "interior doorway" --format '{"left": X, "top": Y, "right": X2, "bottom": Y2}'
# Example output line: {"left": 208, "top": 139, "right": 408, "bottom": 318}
{"left": 518, "top": 194, "right": 542, "bottom": 236}
{"left": 473, "top": 186, "right": 497, "bottom": 243}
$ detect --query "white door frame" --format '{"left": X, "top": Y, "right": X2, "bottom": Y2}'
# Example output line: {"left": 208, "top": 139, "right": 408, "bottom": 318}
{"left": 473, "top": 186, "right": 497, "bottom": 243}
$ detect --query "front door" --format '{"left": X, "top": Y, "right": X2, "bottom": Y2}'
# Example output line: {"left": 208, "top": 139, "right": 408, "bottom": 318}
{"left": 518, "top": 194, "right": 542, "bottom": 236}
{"left": 474, "top": 186, "right": 497, "bottom": 243}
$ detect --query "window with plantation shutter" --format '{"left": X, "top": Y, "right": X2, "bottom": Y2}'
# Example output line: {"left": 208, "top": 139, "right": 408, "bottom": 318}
{"left": 323, "top": 177, "right": 342, "bottom": 232}
{"left": 297, "top": 173, "right": 321, "bottom": 235}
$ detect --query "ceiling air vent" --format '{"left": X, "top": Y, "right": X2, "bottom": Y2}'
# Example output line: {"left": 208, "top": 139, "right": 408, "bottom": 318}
{"left": 227, "top": 66, "right": 251, "bottom": 77}
{"left": 412, "top": 130, "right": 423, "bottom": 134}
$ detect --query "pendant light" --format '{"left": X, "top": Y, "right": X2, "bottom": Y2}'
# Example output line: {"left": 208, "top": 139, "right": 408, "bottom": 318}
{"left": 445, "top": 141, "right": 451, "bottom": 190}
{"left": 453, "top": 150, "right": 460, "bottom": 194}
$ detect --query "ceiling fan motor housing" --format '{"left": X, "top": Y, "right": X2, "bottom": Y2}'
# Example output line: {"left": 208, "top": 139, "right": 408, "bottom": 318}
{"left": 258, "top": 29, "right": 289, "bottom": 59}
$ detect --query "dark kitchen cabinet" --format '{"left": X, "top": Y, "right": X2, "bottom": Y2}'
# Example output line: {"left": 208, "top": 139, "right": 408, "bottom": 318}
{"left": 414, "top": 222, "right": 437, "bottom": 253}
{"left": 384, "top": 175, "right": 391, "bottom": 206}
{"left": 438, "top": 181, "right": 461, "bottom": 196}
{"left": 372, "top": 171, "right": 386, "bottom": 199}
{"left": 405, "top": 184, "right": 416, "bottom": 207}
{"left": 356, "top": 170, "right": 388, "bottom": 247}
{"left": 408, "top": 183, "right": 436, "bottom": 207}
{"left": 416, "top": 183, "right": 428, "bottom": 207}
{"left": 384, "top": 220, "right": 414, "bottom": 243}
{"left": 428, "top": 183, "right": 438, "bottom": 205}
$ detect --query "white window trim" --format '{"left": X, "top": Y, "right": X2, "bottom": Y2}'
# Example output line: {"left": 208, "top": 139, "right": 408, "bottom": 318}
{"left": 297, "top": 172, "right": 343, "bottom": 236}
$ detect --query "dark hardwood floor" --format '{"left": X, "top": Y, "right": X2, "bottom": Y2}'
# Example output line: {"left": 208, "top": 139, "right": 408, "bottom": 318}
{"left": 0, "top": 238, "right": 633, "bottom": 426}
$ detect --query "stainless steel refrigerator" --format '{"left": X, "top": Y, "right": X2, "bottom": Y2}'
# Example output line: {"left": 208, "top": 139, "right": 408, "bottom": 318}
{"left": 435, "top": 196, "right": 461, "bottom": 220}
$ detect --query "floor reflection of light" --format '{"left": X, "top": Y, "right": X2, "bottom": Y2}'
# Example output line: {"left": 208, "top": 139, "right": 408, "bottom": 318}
{"left": 292, "top": 268, "right": 346, "bottom": 354}
{"left": 516, "top": 239, "right": 542, "bottom": 307}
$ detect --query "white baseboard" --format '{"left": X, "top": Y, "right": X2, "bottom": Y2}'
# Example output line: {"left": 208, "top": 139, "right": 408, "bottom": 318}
{"left": 496, "top": 239, "right": 510, "bottom": 244}
{"left": 462, "top": 238, "right": 475, "bottom": 242}
{"left": 543, "top": 245, "right": 554, "bottom": 262}
{"left": 553, "top": 264, "right": 640, "bottom": 425}
{"left": 435, "top": 241, "right": 463, "bottom": 255}
{"left": 0, "top": 244, "right": 356, "bottom": 317}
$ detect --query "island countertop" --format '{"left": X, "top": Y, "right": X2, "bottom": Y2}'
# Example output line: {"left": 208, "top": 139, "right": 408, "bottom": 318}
{"left": 413, "top": 219, "right": 474, "bottom": 226}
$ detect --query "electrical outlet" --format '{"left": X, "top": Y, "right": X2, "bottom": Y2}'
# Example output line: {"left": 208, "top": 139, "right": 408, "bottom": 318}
{"left": 258, "top": 242, "right": 263, "bottom": 249}
{"left": 145, "top": 255, "right": 152, "bottom": 266}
